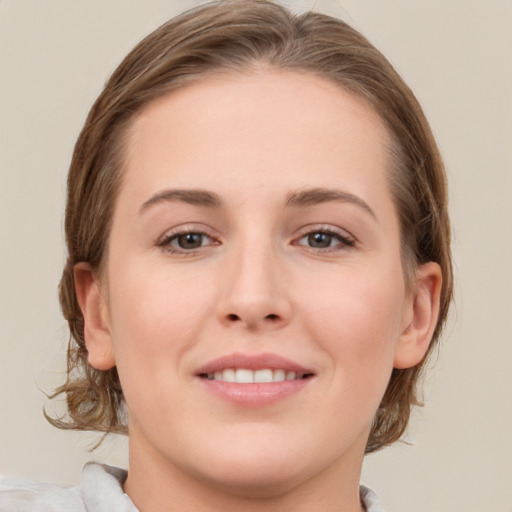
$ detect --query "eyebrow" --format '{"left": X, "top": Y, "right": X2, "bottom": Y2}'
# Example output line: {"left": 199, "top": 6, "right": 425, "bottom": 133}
{"left": 139, "top": 186, "right": 376, "bottom": 220}
{"left": 139, "top": 188, "right": 223, "bottom": 214}
{"left": 285, "top": 187, "right": 376, "bottom": 220}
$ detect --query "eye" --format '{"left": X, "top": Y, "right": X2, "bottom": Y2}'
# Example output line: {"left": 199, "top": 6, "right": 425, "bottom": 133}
{"left": 173, "top": 232, "right": 208, "bottom": 249}
{"left": 304, "top": 232, "right": 336, "bottom": 248}
{"left": 157, "top": 229, "right": 217, "bottom": 254}
{"left": 295, "top": 228, "right": 355, "bottom": 251}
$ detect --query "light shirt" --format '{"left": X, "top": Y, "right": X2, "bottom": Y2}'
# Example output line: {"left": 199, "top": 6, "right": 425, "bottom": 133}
{"left": 0, "top": 463, "right": 384, "bottom": 511}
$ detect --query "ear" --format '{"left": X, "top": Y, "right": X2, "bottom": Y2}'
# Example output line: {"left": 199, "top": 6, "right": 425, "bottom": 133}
{"left": 74, "top": 262, "right": 116, "bottom": 371}
{"left": 394, "top": 262, "right": 443, "bottom": 369}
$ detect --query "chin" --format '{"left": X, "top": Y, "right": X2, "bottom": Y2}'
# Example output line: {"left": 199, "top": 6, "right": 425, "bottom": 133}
{"left": 183, "top": 425, "right": 347, "bottom": 500}
{"left": 195, "top": 455, "right": 306, "bottom": 499}
{"left": 179, "top": 429, "right": 313, "bottom": 497}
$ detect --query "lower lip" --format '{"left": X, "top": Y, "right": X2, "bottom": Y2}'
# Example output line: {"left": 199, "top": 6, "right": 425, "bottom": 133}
{"left": 198, "top": 378, "right": 312, "bottom": 406}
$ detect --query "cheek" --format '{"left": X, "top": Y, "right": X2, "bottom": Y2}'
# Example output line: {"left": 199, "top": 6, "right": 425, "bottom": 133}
{"left": 104, "top": 265, "right": 218, "bottom": 432}
{"left": 106, "top": 262, "right": 216, "bottom": 380}
{"left": 302, "top": 265, "right": 406, "bottom": 387}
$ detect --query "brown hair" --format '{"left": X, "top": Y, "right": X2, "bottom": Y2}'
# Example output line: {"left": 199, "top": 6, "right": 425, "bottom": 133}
{"left": 49, "top": 0, "right": 453, "bottom": 453}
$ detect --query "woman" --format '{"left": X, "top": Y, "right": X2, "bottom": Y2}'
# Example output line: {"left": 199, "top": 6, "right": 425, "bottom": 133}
{"left": 0, "top": 1, "right": 452, "bottom": 510}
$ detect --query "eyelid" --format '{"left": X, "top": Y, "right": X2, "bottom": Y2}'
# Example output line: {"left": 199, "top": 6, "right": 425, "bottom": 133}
{"left": 155, "top": 223, "right": 356, "bottom": 256}
{"left": 156, "top": 224, "right": 220, "bottom": 254}
{"left": 292, "top": 224, "right": 357, "bottom": 250}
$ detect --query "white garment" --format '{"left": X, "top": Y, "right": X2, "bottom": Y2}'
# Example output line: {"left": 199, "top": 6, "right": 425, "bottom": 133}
{"left": 0, "top": 463, "right": 384, "bottom": 511}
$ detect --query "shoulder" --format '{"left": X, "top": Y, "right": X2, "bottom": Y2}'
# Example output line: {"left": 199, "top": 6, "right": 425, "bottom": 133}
{"left": 0, "top": 473, "right": 85, "bottom": 512}
{"left": 0, "top": 463, "right": 134, "bottom": 512}
{"left": 360, "top": 484, "right": 386, "bottom": 512}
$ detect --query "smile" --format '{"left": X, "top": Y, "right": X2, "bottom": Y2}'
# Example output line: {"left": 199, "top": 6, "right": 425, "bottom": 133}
{"left": 196, "top": 352, "right": 315, "bottom": 405}
{"left": 200, "top": 368, "right": 310, "bottom": 383}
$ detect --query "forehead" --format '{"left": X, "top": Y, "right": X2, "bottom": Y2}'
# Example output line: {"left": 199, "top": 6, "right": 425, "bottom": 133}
{"left": 121, "top": 70, "right": 392, "bottom": 207}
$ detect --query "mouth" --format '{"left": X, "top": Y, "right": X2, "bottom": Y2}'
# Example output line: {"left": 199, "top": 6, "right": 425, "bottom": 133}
{"left": 199, "top": 368, "right": 314, "bottom": 383}
{"left": 195, "top": 353, "right": 315, "bottom": 403}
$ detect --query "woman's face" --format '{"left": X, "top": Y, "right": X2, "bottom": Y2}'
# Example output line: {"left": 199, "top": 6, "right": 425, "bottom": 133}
{"left": 83, "top": 71, "right": 432, "bottom": 495}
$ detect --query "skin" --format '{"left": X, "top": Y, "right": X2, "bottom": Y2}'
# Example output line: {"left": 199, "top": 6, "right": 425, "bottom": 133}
{"left": 75, "top": 70, "right": 441, "bottom": 512}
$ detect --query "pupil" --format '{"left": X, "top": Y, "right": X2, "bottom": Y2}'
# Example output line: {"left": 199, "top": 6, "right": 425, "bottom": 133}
{"left": 178, "top": 233, "right": 202, "bottom": 249}
{"left": 308, "top": 232, "right": 332, "bottom": 248}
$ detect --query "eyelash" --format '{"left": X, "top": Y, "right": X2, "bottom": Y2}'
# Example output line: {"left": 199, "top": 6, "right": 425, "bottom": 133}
{"left": 293, "top": 226, "right": 356, "bottom": 252}
{"left": 156, "top": 228, "right": 218, "bottom": 256}
{"left": 156, "top": 225, "right": 356, "bottom": 256}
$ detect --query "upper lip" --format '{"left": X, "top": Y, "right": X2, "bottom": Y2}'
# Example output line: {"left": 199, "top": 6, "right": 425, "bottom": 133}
{"left": 196, "top": 352, "right": 314, "bottom": 376}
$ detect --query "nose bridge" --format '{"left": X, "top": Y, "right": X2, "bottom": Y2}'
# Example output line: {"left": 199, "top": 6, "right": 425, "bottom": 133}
{"left": 218, "top": 231, "right": 290, "bottom": 329}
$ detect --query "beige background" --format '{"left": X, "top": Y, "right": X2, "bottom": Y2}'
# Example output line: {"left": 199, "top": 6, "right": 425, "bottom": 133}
{"left": 0, "top": 1, "right": 511, "bottom": 511}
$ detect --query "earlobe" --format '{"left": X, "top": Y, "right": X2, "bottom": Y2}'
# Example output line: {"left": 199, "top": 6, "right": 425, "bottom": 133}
{"left": 74, "top": 262, "right": 116, "bottom": 371}
{"left": 394, "top": 262, "right": 443, "bottom": 369}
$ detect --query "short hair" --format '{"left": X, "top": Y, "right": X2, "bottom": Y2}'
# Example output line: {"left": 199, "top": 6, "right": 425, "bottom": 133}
{"left": 49, "top": 0, "right": 453, "bottom": 453}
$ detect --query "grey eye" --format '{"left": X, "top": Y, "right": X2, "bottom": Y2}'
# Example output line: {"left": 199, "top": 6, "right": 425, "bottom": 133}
{"left": 307, "top": 232, "right": 334, "bottom": 248}
{"left": 296, "top": 229, "right": 355, "bottom": 251}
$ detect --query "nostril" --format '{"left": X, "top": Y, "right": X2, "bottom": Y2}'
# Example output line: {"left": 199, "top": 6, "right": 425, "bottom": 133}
{"left": 226, "top": 313, "right": 279, "bottom": 323}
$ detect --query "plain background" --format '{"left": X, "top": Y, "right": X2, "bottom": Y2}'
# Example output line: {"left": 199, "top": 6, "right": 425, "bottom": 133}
{"left": 0, "top": 1, "right": 511, "bottom": 511}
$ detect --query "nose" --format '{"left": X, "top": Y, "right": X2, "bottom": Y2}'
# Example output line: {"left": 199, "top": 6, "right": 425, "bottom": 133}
{"left": 216, "top": 242, "right": 292, "bottom": 331}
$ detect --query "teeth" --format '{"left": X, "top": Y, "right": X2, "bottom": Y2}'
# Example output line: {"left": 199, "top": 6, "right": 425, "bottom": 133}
{"left": 254, "top": 369, "right": 273, "bottom": 383}
{"left": 223, "top": 369, "right": 236, "bottom": 382}
{"left": 274, "top": 369, "right": 285, "bottom": 381}
{"left": 235, "top": 369, "right": 253, "bottom": 383}
{"left": 205, "top": 368, "right": 304, "bottom": 383}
